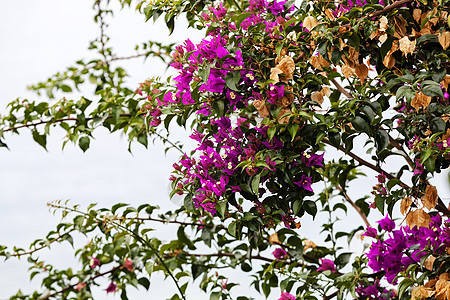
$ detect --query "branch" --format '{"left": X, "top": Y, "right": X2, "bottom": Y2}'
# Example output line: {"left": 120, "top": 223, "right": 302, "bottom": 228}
{"left": 40, "top": 265, "right": 120, "bottom": 299}
{"left": 8, "top": 229, "right": 75, "bottom": 258}
{"left": 3, "top": 113, "right": 131, "bottom": 133}
{"left": 323, "top": 290, "right": 339, "bottom": 300}
{"left": 330, "top": 79, "right": 352, "bottom": 99}
{"left": 335, "top": 185, "right": 371, "bottom": 228}
{"left": 133, "top": 216, "right": 225, "bottom": 229}
{"left": 369, "top": 0, "right": 414, "bottom": 18}
{"left": 188, "top": 252, "right": 275, "bottom": 264}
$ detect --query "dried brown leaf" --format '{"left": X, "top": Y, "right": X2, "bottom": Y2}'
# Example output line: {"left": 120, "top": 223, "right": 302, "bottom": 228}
{"left": 270, "top": 67, "right": 283, "bottom": 84}
{"left": 423, "top": 255, "right": 436, "bottom": 271}
{"left": 303, "top": 16, "right": 318, "bottom": 31}
{"left": 411, "top": 286, "right": 435, "bottom": 300}
{"left": 379, "top": 16, "right": 388, "bottom": 31}
{"left": 269, "top": 233, "right": 280, "bottom": 245}
{"left": 439, "top": 31, "right": 450, "bottom": 50}
{"left": 394, "top": 15, "right": 407, "bottom": 38}
{"left": 278, "top": 107, "right": 292, "bottom": 124}
{"left": 421, "top": 185, "right": 438, "bottom": 211}
{"left": 277, "top": 56, "right": 295, "bottom": 82}
{"left": 303, "top": 240, "right": 317, "bottom": 252}
{"left": 441, "top": 75, "right": 450, "bottom": 90}
{"left": 400, "top": 197, "right": 412, "bottom": 215}
{"left": 342, "top": 64, "right": 354, "bottom": 78}
{"left": 411, "top": 92, "right": 432, "bottom": 112}
{"left": 406, "top": 209, "right": 431, "bottom": 228}
{"left": 413, "top": 9, "right": 422, "bottom": 23}
{"left": 253, "top": 99, "right": 270, "bottom": 118}
{"left": 379, "top": 33, "right": 388, "bottom": 44}
{"left": 399, "top": 36, "right": 416, "bottom": 55}
{"left": 321, "top": 86, "right": 331, "bottom": 97}
{"left": 325, "top": 8, "right": 335, "bottom": 21}
{"left": 311, "top": 91, "right": 324, "bottom": 105}
{"left": 355, "top": 63, "right": 369, "bottom": 83}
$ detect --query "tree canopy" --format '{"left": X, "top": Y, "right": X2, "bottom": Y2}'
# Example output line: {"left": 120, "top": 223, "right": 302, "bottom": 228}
{"left": 1, "top": 0, "right": 450, "bottom": 299}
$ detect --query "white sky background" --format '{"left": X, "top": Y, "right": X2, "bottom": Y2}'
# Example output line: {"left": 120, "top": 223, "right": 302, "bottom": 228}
{"left": 0, "top": 1, "right": 449, "bottom": 300}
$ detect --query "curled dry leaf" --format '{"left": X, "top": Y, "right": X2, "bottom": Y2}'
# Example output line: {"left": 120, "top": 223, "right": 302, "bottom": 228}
{"left": 309, "top": 54, "right": 329, "bottom": 70}
{"left": 421, "top": 185, "right": 438, "bottom": 211}
{"left": 311, "top": 91, "right": 324, "bottom": 105}
{"left": 423, "top": 255, "right": 436, "bottom": 271}
{"left": 379, "top": 33, "right": 388, "bottom": 44}
{"left": 399, "top": 36, "right": 416, "bottom": 55}
{"left": 394, "top": 15, "right": 407, "bottom": 38}
{"left": 435, "top": 274, "right": 450, "bottom": 300}
{"left": 303, "top": 16, "right": 318, "bottom": 31}
{"left": 439, "top": 31, "right": 450, "bottom": 50}
{"left": 413, "top": 8, "right": 422, "bottom": 23}
{"left": 278, "top": 86, "right": 294, "bottom": 107}
{"left": 342, "top": 64, "right": 355, "bottom": 78}
{"left": 406, "top": 209, "right": 431, "bottom": 228}
{"left": 303, "top": 240, "right": 317, "bottom": 252}
{"left": 325, "top": 8, "right": 335, "bottom": 21}
{"left": 400, "top": 197, "right": 412, "bottom": 215}
{"left": 269, "top": 232, "right": 280, "bottom": 245}
{"left": 277, "top": 56, "right": 295, "bottom": 82}
{"left": 321, "top": 86, "right": 331, "bottom": 97}
{"left": 270, "top": 67, "right": 283, "bottom": 84}
{"left": 411, "top": 92, "right": 432, "bottom": 112}
{"left": 379, "top": 16, "right": 388, "bottom": 31}
{"left": 355, "top": 63, "right": 369, "bottom": 83}
{"left": 278, "top": 107, "right": 292, "bottom": 124}
{"left": 383, "top": 41, "right": 399, "bottom": 69}
{"left": 441, "top": 75, "right": 450, "bottom": 90}
{"left": 411, "top": 286, "right": 435, "bottom": 300}
{"left": 253, "top": 99, "right": 270, "bottom": 118}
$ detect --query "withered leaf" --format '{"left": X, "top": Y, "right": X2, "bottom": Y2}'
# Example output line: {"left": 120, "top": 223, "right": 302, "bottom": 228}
{"left": 303, "top": 240, "right": 317, "bottom": 252}
{"left": 411, "top": 92, "right": 432, "bottom": 112}
{"left": 321, "top": 86, "right": 331, "bottom": 97}
{"left": 342, "top": 64, "right": 354, "bottom": 78}
{"left": 303, "top": 16, "right": 318, "bottom": 31}
{"left": 399, "top": 36, "right": 416, "bottom": 55}
{"left": 400, "top": 197, "right": 412, "bottom": 215}
{"left": 421, "top": 185, "right": 438, "bottom": 211}
{"left": 311, "top": 91, "right": 324, "bottom": 105}
{"left": 253, "top": 99, "right": 270, "bottom": 118}
{"left": 355, "top": 63, "right": 369, "bottom": 83}
{"left": 379, "top": 33, "right": 388, "bottom": 44}
{"left": 277, "top": 56, "right": 295, "bottom": 82}
{"left": 423, "top": 255, "right": 436, "bottom": 271}
{"left": 439, "top": 31, "right": 450, "bottom": 50}
{"left": 413, "top": 9, "right": 422, "bottom": 23}
{"left": 382, "top": 41, "right": 398, "bottom": 69}
{"left": 278, "top": 108, "right": 292, "bottom": 124}
{"left": 270, "top": 67, "right": 283, "bottom": 84}
{"left": 411, "top": 286, "right": 435, "bottom": 300}
{"left": 379, "top": 16, "right": 388, "bottom": 31}
{"left": 269, "top": 233, "right": 280, "bottom": 245}
{"left": 441, "top": 75, "right": 450, "bottom": 90}
{"left": 406, "top": 209, "right": 431, "bottom": 228}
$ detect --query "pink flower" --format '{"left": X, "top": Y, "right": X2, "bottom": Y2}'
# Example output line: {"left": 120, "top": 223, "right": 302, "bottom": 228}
{"left": 279, "top": 292, "right": 296, "bottom": 300}
{"left": 123, "top": 259, "right": 133, "bottom": 272}
{"left": 74, "top": 282, "right": 86, "bottom": 291}
{"left": 106, "top": 282, "right": 117, "bottom": 294}
{"left": 89, "top": 257, "right": 100, "bottom": 268}
{"left": 272, "top": 248, "right": 287, "bottom": 259}
{"left": 317, "top": 258, "right": 336, "bottom": 272}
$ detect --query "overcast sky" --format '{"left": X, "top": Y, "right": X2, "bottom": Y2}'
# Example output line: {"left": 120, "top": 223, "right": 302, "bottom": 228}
{"left": 0, "top": 1, "right": 449, "bottom": 300}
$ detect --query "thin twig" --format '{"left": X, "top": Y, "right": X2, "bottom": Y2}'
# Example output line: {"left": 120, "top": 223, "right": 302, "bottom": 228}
{"left": 335, "top": 185, "right": 371, "bottom": 228}
{"left": 40, "top": 265, "right": 120, "bottom": 299}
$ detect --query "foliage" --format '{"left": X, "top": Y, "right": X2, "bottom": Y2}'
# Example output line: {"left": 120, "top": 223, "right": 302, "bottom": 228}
{"left": 1, "top": 0, "right": 450, "bottom": 299}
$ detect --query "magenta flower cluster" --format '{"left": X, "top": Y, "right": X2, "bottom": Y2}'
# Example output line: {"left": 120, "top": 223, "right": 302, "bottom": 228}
{"left": 366, "top": 214, "right": 450, "bottom": 284}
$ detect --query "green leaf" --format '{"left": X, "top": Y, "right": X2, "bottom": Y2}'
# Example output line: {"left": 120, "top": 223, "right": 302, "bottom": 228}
{"left": 78, "top": 136, "right": 90, "bottom": 152}
{"left": 216, "top": 201, "right": 227, "bottom": 218}
{"left": 374, "top": 129, "right": 389, "bottom": 152}
{"left": 267, "top": 126, "right": 276, "bottom": 141}
{"left": 328, "top": 131, "right": 340, "bottom": 147}
{"left": 60, "top": 84, "right": 72, "bottom": 93}
{"left": 138, "top": 277, "right": 150, "bottom": 290}
{"left": 351, "top": 116, "right": 370, "bottom": 134}
{"left": 303, "top": 200, "right": 317, "bottom": 218}
{"left": 145, "top": 261, "right": 154, "bottom": 276}
{"left": 288, "top": 123, "right": 299, "bottom": 142}
{"left": 422, "top": 84, "right": 444, "bottom": 98}
{"left": 32, "top": 130, "right": 47, "bottom": 150}
{"left": 184, "top": 194, "right": 194, "bottom": 212}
